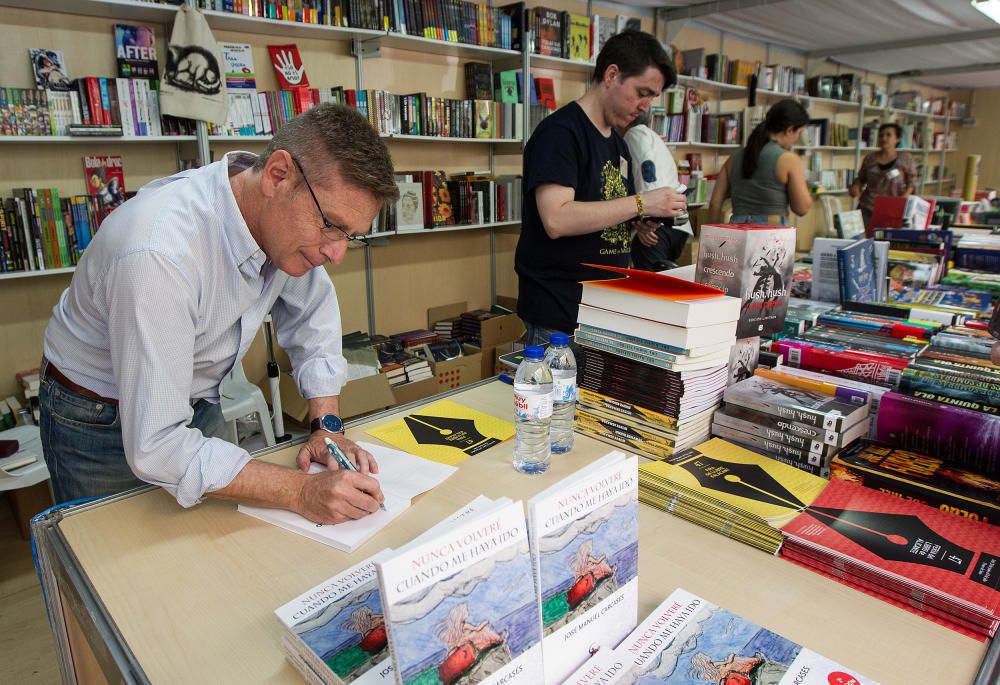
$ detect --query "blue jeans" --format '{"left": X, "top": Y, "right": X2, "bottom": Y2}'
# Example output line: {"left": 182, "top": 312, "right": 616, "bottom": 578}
{"left": 40, "top": 366, "right": 226, "bottom": 504}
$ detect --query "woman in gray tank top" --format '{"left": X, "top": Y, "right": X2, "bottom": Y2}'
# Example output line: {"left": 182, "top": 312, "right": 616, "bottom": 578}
{"left": 707, "top": 99, "right": 813, "bottom": 225}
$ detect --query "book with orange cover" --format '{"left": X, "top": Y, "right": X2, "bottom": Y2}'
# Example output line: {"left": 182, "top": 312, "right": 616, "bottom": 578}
{"left": 579, "top": 263, "right": 740, "bottom": 328}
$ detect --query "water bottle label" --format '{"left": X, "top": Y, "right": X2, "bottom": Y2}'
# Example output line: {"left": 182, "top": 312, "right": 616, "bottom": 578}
{"left": 514, "top": 391, "right": 553, "bottom": 420}
{"left": 553, "top": 377, "right": 576, "bottom": 403}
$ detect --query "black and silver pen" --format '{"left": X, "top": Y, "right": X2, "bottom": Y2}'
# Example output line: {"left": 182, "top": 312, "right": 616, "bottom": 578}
{"left": 324, "top": 437, "right": 387, "bottom": 512}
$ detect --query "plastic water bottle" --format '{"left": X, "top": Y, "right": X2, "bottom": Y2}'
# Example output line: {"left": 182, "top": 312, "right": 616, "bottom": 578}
{"left": 545, "top": 333, "right": 577, "bottom": 454}
{"left": 512, "top": 346, "right": 553, "bottom": 474}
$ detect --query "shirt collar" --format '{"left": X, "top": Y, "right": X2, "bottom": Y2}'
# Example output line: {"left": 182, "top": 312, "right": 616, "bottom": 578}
{"left": 219, "top": 151, "right": 268, "bottom": 280}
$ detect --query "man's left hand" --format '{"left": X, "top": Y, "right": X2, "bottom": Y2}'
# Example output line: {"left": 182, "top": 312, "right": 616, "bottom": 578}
{"left": 296, "top": 432, "right": 379, "bottom": 475}
{"left": 634, "top": 219, "right": 660, "bottom": 247}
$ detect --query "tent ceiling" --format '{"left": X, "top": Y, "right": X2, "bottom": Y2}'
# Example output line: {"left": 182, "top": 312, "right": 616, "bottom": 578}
{"left": 635, "top": 0, "right": 1000, "bottom": 88}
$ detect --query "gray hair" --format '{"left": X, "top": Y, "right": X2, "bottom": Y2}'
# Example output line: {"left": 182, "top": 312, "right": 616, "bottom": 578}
{"left": 254, "top": 103, "right": 399, "bottom": 206}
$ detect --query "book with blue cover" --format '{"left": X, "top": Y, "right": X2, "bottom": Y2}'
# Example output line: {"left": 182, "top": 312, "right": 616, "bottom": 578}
{"left": 375, "top": 501, "right": 543, "bottom": 685}
{"left": 836, "top": 238, "right": 878, "bottom": 304}
{"left": 577, "top": 587, "right": 880, "bottom": 684}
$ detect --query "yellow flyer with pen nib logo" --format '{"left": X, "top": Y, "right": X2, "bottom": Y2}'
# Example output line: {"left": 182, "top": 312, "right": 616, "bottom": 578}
{"left": 366, "top": 399, "right": 515, "bottom": 465}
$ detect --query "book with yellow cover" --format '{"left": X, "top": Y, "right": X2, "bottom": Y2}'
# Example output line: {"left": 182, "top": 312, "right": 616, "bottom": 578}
{"left": 639, "top": 437, "right": 830, "bottom": 552}
{"left": 642, "top": 437, "right": 829, "bottom": 527}
{"left": 366, "top": 399, "right": 514, "bottom": 465}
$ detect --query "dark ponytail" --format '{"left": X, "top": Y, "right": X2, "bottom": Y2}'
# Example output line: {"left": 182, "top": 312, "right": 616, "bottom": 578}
{"left": 742, "top": 98, "right": 810, "bottom": 179}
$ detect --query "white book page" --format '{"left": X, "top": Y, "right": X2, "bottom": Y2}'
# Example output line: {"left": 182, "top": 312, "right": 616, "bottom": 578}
{"left": 238, "top": 442, "right": 457, "bottom": 551}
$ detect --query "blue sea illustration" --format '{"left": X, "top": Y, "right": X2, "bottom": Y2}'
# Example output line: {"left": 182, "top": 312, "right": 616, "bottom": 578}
{"left": 390, "top": 540, "right": 540, "bottom": 684}
{"left": 538, "top": 494, "right": 639, "bottom": 627}
{"left": 630, "top": 604, "right": 801, "bottom": 684}
{"left": 294, "top": 588, "right": 386, "bottom": 677}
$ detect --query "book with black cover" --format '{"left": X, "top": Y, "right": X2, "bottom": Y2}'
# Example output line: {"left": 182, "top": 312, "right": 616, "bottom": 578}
{"left": 832, "top": 441, "right": 1000, "bottom": 528}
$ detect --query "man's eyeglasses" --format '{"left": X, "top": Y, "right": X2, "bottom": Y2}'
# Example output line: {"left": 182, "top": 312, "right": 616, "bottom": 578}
{"left": 290, "top": 155, "right": 370, "bottom": 245}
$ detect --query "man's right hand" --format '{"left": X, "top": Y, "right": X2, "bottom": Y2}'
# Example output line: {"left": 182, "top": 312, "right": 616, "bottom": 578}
{"left": 642, "top": 187, "right": 687, "bottom": 217}
{"left": 295, "top": 469, "right": 385, "bottom": 524}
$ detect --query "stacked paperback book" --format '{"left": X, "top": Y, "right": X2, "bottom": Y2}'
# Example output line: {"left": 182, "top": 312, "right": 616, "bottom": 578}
{"left": 275, "top": 452, "right": 640, "bottom": 685}
{"left": 573, "top": 265, "right": 740, "bottom": 460}
{"left": 638, "top": 437, "right": 830, "bottom": 554}
{"left": 565, "top": 587, "right": 879, "bottom": 684}
{"left": 715, "top": 370, "right": 872, "bottom": 477}
{"left": 781, "top": 478, "right": 1000, "bottom": 639}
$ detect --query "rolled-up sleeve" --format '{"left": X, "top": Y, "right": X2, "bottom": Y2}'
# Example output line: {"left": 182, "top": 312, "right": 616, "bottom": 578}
{"left": 272, "top": 267, "right": 348, "bottom": 399}
{"left": 104, "top": 250, "right": 251, "bottom": 507}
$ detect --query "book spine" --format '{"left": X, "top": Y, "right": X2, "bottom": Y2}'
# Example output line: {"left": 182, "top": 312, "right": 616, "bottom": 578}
{"left": 715, "top": 407, "right": 834, "bottom": 450}
{"left": 711, "top": 422, "right": 830, "bottom": 469}
{"left": 774, "top": 340, "right": 907, "bottom": 388}
{"left": 49, "top": 188, "right": 70, "bottom": 266}
{"left": 903, "top": 367, "right": 1000, "bottom": 398}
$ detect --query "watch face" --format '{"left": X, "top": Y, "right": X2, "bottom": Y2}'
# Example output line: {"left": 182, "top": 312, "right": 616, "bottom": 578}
{"left": 321, "top": 414, "right": 344, "bottom": 433}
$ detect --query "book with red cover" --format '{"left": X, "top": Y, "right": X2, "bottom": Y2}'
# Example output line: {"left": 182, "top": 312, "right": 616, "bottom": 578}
{"left": 772, "top": 339, "right": 910, "bottom": 388}
{"left": 82, "top": 155, "right": 126, "bottom": 217}
{"left": 267, "top": 44, "right": 309, "bottom": 89}
{"left": 875, "top": 391, "right": 1000, "bottom": 475}
{"left": 534, "top": 76, "right": 556, "bottom": 110}
{"left": 781, "top": 478, "right": 1000, "bottom": 637}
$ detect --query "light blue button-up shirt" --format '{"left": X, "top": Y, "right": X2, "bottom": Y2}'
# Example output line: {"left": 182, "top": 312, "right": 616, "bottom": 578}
{"left": 44, "top": 152, "right": 348, "bottom": 507}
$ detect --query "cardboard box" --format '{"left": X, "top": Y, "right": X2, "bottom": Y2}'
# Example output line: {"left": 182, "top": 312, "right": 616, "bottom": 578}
{"left": 427, "top": 302, "right": 469, "bottom": 329}
{"left": 427, "top": 298, "right": 524, "bottom": 380}
{"left": 391, "top": 377, "right": 441, "bottom": 406}
{"left": 432, "top": 343, "right": 483, "bottom": 390}
{"left": 278, "top": 372, "right": 396, "bottom": 423}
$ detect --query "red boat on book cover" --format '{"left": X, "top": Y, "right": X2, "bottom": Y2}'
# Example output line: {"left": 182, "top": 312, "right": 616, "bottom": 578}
{"left": 436, "top": 603, "right": 506, "bottom": 685}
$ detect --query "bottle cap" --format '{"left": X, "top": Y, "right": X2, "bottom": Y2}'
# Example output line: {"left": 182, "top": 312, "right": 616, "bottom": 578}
{"left": 524, "top": 346, "right": 545, "bottom": 360}
{"left": 550, "top": 332, "right": 569, "bottom": 346}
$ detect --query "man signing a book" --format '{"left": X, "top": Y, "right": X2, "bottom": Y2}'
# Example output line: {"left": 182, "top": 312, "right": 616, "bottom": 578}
{"left": 39, "top": 104, "right": 396, "bottom": 523}
{"left": 515, "top": 30, "right": 688, "bottom": 345}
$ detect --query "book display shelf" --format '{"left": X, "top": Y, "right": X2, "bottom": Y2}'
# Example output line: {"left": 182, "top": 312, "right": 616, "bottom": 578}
{"left": 666, "top": 71, "right": 957, "bottom": 198}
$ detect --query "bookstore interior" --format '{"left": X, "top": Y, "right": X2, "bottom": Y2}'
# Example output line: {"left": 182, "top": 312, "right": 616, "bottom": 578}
{"left": 5, "top": 0, "right": 1000, "bottom": 683}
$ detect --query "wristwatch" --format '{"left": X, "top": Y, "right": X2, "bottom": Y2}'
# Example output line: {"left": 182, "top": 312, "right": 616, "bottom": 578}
{"left": 310, "top": 414, "right": 345, "bottom": 434}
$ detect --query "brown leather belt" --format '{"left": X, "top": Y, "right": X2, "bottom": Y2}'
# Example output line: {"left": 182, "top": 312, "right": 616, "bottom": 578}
{"left": 43, "top": 361, "right": 119, "bottom": 406}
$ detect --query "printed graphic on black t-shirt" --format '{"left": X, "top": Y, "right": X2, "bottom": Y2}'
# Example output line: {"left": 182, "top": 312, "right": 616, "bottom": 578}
{"left": 516, "top": 103, "right": 633, "bottom": 334}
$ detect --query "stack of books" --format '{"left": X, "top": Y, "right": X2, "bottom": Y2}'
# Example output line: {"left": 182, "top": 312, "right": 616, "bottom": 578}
{"left": 572, "top": 265, "right": 740, "bottom": 460}
{"left": 772, "top": 323, "right": 926, "bottom": 388}
{"left": 457, "top": 308, "right": 502, "bottom": 343}
{"left": 781, "top": 478, "right": 1000, "bottom": 638}
{"left": 390, "top": 329, "right": 439, "bottom": 351}
{"left": 887, "top": 286, "right": 993, "bottom": 321}
{"left": 779, "top": 299, "right": 838, "bottom": 338}
{"left": 831, "top": 441, "right": 1000, "bottom": 528}
{"left": 638, "top": 437, "right": 829, "bottom": 554}
{"left": 896, "top": 327, "right": 1000, "bottom": 415}
{"left": 716, "top": 372, "right": 871, "bottom": 477}
{"left": 954, "top": 233, "right": 1000, "bottom": 271}
{"left": 432, "top": 316, "right": 461, "bottom": 340}
{"left": 567, "top": 587, "right": 878, "bottom": 684}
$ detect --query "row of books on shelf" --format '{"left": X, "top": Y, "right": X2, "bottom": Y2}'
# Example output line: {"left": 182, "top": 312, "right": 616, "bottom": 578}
{"left": 0, "top": 82, "right": 195, "bottom": 138}
{"left": 378, "top": 170, "right": 522, "bottom": 232}
{"left": 675, "top": 49, "right": 967, "bottom": 117}
{"left": 213, "top": 86, "right": 531, "bottom": 140}
{"left": 1, "top": 155, "right": 127, "bottom": 273}
{"left": 199, "top": 0, "right": 518, "bottom": 49}
{"left": 1, "top": 188, "right": 106, "bottom": 274}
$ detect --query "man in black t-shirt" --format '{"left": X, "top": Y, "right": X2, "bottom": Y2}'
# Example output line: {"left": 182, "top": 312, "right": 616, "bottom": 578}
{"left": 515, "top": 30, "right": 687, "bottom": 344}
